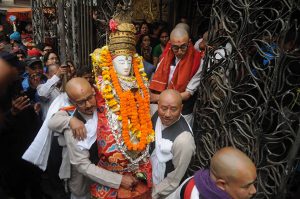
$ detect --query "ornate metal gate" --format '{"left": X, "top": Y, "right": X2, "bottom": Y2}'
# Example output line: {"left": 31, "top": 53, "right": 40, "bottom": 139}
{"left": 193, "top": 0, "right": 300, "bottom": 198}
{"left": 31, "top": 0, "right": 116, "bottom": 68}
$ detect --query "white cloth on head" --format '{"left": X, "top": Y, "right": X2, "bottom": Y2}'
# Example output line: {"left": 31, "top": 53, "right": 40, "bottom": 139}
{"left": 22, "top": 92, "right": 70, "bottom": 171}
{"left": 76, "top": 110, "right": 98, "bottom": 150}
{"left": 151, "top": 117, "right": 173, "bottom": 185}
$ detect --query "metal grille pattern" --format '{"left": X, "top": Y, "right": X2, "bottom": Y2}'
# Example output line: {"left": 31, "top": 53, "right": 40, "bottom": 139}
{"left": 31, "top": 0, "right": 113, "bottom": 68}
{"left": 92, "top": 0, "right": 115, "bottom": 47}
{"left": 31, "top": 0, "right": 57, "bottom": 45}
{"left": 193, "top": 0, "right": 300, "bottom": 198}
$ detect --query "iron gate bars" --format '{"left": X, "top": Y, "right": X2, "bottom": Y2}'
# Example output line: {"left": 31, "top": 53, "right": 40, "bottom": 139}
{"left": 31, "top": 0, "right": 115, "bottom": 69}
{"left": 193, "top": 0, "right": 300, "bottom": 198}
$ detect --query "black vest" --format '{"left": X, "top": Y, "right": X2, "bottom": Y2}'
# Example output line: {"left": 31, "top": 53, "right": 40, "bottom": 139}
{"left": 150, "top": 112, "right": 192, "bottom": 177}
{"left": 70, "top": 110, "right": 99, "bottom": 165}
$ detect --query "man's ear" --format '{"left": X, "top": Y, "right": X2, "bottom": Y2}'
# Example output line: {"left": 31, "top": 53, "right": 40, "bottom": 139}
{"left": 215, "top": 179, "right": 226, "bottom": 191}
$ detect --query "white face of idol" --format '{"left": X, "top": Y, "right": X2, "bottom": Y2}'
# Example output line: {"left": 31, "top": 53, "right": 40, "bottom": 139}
{"left": 112, "top": 55, "right": 133, "bottom": 76}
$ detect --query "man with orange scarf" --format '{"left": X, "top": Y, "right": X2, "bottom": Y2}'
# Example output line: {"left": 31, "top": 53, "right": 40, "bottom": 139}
{"left": 149, "top": 28, "right": 203, "bottom": 127}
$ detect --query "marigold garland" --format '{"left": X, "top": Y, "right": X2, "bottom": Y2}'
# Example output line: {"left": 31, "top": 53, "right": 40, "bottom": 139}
{"left": 91, "top": 46, "right": 154, "bottom": 151}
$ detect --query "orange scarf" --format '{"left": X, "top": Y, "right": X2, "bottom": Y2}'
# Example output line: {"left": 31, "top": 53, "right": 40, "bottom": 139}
{"left": 59, "top": 105, "right": 76, "bottom": 111}
{"left": 150, "top": 42, "right": 202, "bottom": 93}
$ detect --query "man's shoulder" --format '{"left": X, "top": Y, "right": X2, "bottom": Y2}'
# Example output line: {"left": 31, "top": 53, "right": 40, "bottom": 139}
{"left": 174, "top": 131, "right": 194, "bottom": 145}
{"left": 54, "top": 109, "right": 71, "bottom": 116}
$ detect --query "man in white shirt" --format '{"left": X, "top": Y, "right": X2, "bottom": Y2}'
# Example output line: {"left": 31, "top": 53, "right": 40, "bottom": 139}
{"left": 48, "top": 78, "right": 138, "bottom": 199}
{"left": 150, "top": 89, "right": 196, "bottom": 199}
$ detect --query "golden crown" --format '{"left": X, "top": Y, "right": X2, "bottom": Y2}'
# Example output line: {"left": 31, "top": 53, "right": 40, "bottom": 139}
{"left": 108, "top": 3, "right": 136, "bottom": 57}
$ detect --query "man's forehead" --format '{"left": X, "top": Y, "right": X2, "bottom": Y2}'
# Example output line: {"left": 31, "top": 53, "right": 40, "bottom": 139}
{"left": 159, "top": 98, "right": 181, "bottom": 107}
{"left": 70, "top": 86, "right": 92, "bottom": 98}
{"left": 170, "top": 36, "right": 189, "bottom": 44}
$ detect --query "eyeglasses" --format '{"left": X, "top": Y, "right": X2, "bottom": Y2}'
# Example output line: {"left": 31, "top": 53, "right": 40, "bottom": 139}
{"left": 171, "top": 43, "right": 189, "bottom": 52}
{"left": 73, "top": 93, "right": 95, "bottom": 107}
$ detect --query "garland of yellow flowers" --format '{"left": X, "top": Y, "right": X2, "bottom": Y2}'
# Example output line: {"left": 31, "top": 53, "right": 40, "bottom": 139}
{"left": 91, "top": 46, "right": 154, "bottom": 151}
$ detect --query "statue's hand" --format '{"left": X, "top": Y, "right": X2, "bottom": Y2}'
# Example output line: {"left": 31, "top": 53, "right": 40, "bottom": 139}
{"left": 70, "top": 117, "right": 87, "bottom": 140}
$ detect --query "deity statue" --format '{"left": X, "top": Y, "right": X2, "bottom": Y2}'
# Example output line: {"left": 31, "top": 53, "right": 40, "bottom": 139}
{"left": 90, "top": 4, "right": 154, "bottom": 199}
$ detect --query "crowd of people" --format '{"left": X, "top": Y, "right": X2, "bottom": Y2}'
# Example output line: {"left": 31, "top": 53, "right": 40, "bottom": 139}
{"left": 0, "top": 11, "right": 256, "bottom": 199}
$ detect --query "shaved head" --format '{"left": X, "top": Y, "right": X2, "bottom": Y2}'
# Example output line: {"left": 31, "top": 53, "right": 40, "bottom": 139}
{"left": 175, "top": 23, "right": 190, "bottom": 34}
{"left": 159, "top": 89, "right": 182, "bottom": 105}
{"left": 211, "top": 147, "right": 255, "bottom": 181}
{"left": 210, "top": 147, "right": 257, "bottom": 199}
{"left": 170, "top": 28, "right": 189, "bottom": 42}
{"left": 66, "top": 77, "right": 96, "bottom": 115}
{"left": 66, "top": 77, "right": 91, "bottom": 97}
{"left": 158, "top": 89, "right": 183, "bottom": 126}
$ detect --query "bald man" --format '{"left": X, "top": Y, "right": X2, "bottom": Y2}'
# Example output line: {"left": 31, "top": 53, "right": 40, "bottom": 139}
{"left": 175, "top": 23, "right": 190, "bottom": 35}
{"left": 149, "top": 27, "right": 203, "bottom": 127}
{"left": 167, "top": 147, "right": 257, "bottom": 199}
{"left": 48, "top": 78, "right": 137, "bottom": 199}
{"left": 150, "top": 89, "right": 196, "bottom": 199}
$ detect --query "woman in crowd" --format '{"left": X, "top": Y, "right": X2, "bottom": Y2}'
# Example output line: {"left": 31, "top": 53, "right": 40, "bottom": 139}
{"left": 43, "top": 51, "right": 59, "bottom": 75}
{"left": 152, "top": 28, "right": 170, "bottom": 66}
{"left": 140, "top": 22, "right": 150, "bottom": 35}
{"left": 136, "top": 21, "right": 151, "bottom": 42}
{"left": 136, "top": 34, "right": 156, "bottom": 79}
{"left": 67, "top": 60, "right": 76, "bottom": 77}
{"left": 136, "top": 34, "right": 153, "bottom": 64}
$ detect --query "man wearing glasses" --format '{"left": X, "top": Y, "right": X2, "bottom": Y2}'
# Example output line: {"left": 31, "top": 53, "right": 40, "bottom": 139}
{"left": 149, "top": 27, "right": 203, "bottom": 127}
{"left": 48, "top": 78, "right": 138, "bottom": 199}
